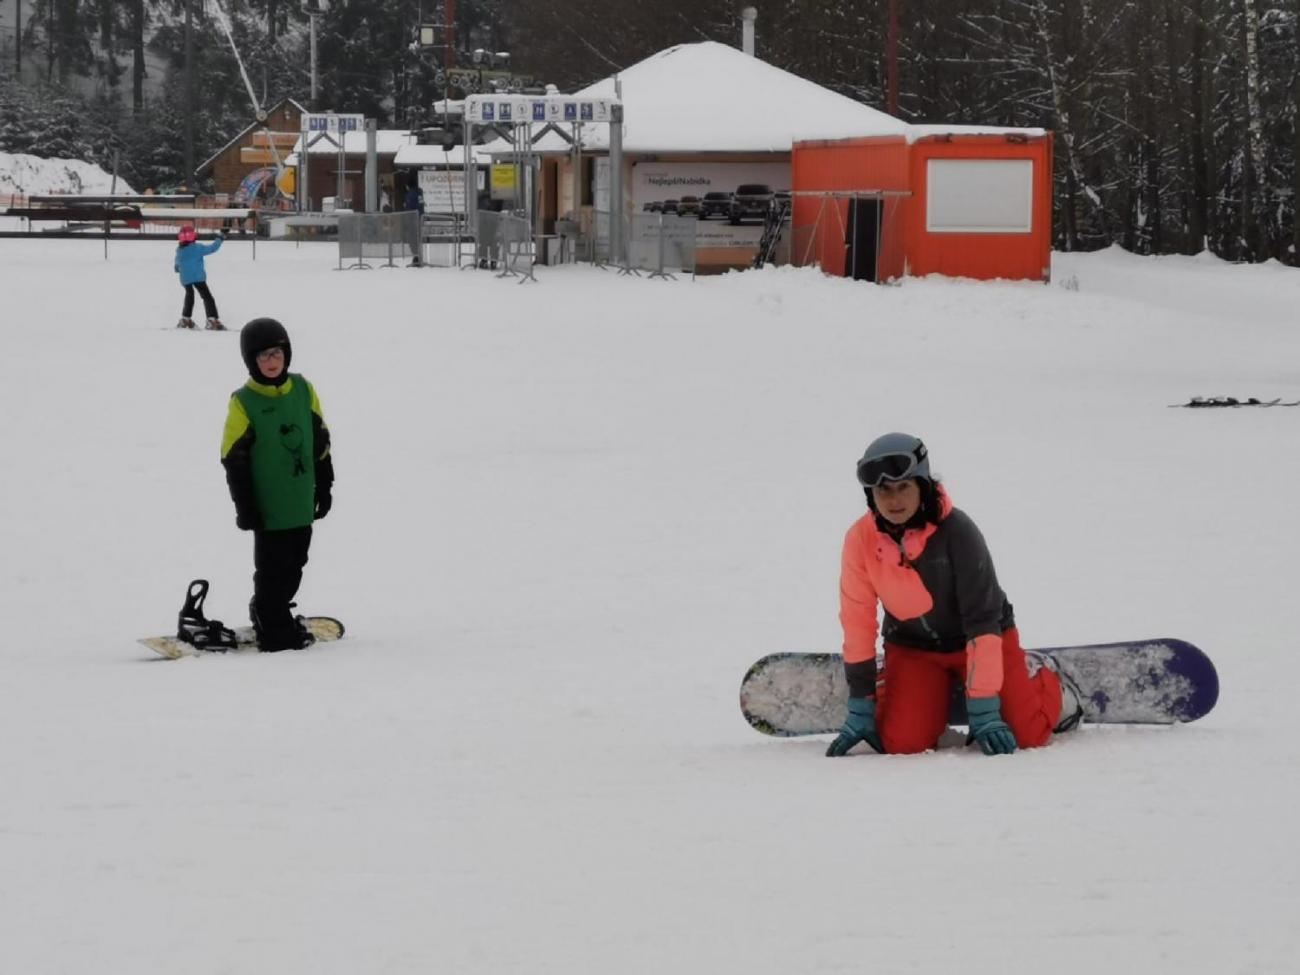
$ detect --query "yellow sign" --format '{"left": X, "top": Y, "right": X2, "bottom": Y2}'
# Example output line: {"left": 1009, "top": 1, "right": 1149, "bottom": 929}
{"left": 490, "top": 163, "right": 519, "bottom": 202}
{"left": 490, "top": 164, "right": 516, "bottom": 192}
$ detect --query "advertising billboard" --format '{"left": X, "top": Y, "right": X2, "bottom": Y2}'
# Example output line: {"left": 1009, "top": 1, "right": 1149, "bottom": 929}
{"left": 631, "top": 162, "right": 790, "bottom": 249}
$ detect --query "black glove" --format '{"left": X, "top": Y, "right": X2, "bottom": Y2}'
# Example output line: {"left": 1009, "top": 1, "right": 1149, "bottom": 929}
{"left": 220, "top": 228, "right": 230, "bottom": 237}
{"left": 314, "top": 489, "right": 332, "bottom": 521}
{"left": 236, "top": 509, "right": 258, "bottom": 531}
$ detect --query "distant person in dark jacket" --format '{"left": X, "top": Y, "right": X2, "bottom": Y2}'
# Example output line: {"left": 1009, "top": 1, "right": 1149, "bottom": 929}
{"left": 174, "top": 225, "right": 226, "bottom": 330}
{"left": 403, "top": 177, "right": 425, "bottom": 214}
{"left": 403, "top": 174, "right": 426, "bottom": 266}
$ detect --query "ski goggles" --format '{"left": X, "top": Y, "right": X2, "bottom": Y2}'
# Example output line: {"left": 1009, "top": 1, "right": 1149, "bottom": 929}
{"left": 857, "top": 445, "right": 927, "bottom": 488}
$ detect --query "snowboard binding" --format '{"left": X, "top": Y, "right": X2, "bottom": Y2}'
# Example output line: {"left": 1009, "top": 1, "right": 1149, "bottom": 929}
{"left": 176, "top": 579, "right": 238, "bottom": 651}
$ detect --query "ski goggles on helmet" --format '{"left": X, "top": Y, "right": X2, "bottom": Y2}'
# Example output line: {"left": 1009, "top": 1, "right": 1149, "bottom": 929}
{"left": 857, "top": 444, "right": 927, "bottom": 488}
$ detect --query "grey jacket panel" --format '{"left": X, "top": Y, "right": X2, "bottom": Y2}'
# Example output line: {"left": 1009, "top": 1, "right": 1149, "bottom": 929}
{"left": 879, "top": 507, "right": 1014, "bottom": 653}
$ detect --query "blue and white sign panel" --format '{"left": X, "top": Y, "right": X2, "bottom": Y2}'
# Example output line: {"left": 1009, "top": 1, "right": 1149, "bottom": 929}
{"left": 466, "top": 95, "right": 618, "bottom": 126}
{"left": 301, "top": 113, "right": 366, "bottom": 133}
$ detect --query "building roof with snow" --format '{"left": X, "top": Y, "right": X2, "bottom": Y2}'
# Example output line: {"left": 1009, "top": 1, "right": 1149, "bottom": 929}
{"left": 393, "top": 143, "right": 498, "bottom": 168}
{"left": 521, "top": 42, "right": 1044, "bottom": 155}
{"left": 554, "top": 41, "right": 907, "bottom": 153}
{"left": 286, "top": 129, "right": 418, "bottom": 163}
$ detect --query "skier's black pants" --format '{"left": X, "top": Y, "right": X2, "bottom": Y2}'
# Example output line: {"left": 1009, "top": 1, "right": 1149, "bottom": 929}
{"left": 182, "top": 281, "right": 219, "bottom": 320}
{"left": 251, "top": 526, "right": 312, "bottom": 636}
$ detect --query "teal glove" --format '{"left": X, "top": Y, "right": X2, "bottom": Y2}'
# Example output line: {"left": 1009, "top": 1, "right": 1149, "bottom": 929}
{"left": 825, "top": 696, "right": 885, "bottom": 756}
{"left": 967, "top": 696, "right": 1017, "bottom": 755}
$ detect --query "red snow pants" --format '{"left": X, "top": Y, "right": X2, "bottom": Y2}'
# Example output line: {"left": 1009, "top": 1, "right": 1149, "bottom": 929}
{"left": 875, "top": 628, "right": 1062, "bottom": 754}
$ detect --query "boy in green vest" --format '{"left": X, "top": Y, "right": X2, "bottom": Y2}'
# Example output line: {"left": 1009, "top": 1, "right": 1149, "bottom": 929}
{"left": 221, "top": 318, "right": 334, "bottom": 651}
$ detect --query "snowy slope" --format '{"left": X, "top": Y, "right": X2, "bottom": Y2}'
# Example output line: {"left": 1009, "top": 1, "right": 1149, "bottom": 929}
{"left": 0, "top": 231, "right": 1297, "bottom": 974}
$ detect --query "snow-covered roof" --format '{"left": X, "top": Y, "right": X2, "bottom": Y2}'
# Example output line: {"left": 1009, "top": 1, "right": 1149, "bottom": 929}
{"left": 550, "top": 42, "right": 909, "bottom": 154}
{"left": 284, "top": 130, "right": 417, "bottom": 167}
{"left": 517, "top": 43, "right": 1045, "bottom": 155}
{"left": 286, "top": 130, "right": 418, "bottom": 164}
{"left": 905, "top": 123, "right": 1048, "bottom": 143}
{"left": 393, "top": 143, "right": 498, "bottom": 168}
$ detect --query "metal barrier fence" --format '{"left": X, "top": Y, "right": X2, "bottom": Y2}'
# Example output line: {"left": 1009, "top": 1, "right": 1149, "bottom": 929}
{"left": 572, "top": 210, "right": 611, "bottom": 265}
{"left": 575, "top": 210, "right": 696, "bottom": 275}
{"left": 627, "top": 213, "right": 697, "bottom": 278}
{"left": 421, "top": 213, "right": 472, "bottom": 268}
{"left": 336, "top": 211, "right": 421, "bottom": 269}
{"left": 473, "top": 210, "right": 536, "bottom": 282}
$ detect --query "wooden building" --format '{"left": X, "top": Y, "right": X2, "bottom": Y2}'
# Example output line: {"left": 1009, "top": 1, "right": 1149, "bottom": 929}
{"left": 195, "top": 97, "right": 307, "bottom": 199}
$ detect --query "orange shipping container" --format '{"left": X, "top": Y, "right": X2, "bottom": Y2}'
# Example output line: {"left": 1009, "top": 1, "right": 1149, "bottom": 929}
{"left": 791, "top": 131, "right": 1053, "bottom": 283}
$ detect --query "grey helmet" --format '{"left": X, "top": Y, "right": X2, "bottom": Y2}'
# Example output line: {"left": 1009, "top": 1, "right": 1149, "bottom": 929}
{"left": 856, "top": 432, "right": 930, "bottom": 488}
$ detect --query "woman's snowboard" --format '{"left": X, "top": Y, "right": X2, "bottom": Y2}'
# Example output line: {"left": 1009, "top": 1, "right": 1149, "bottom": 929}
{"left": 739, "top": 639, "right": 1218, "bottom": 737}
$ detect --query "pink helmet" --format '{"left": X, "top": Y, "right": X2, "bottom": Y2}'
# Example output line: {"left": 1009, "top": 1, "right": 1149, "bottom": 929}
{"left": 178, "top": 225, "right": 197, "bottom": 243}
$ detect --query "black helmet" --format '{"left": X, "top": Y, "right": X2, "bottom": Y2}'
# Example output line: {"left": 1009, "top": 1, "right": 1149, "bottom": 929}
{"left": 240, "top": 317, "right": 292, "bottom": 385}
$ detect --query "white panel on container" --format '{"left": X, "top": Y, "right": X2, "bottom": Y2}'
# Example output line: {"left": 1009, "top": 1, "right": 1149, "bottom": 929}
{"left": 926, "top": 158, "right": 1033, "bottom": 234}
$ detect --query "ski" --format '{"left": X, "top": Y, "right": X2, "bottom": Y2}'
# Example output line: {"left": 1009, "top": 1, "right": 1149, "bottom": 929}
{"left": 1168, "top": 396, "right": 1300, "bottom": 408}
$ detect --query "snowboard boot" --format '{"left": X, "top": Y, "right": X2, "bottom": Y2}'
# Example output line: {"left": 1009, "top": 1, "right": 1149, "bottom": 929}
{"left": 289, "top": 615, "right": 317, "bottom": 651}
{"left": 205, "top": 318, "right": 226, "bottom": 331}
{"left": 177, "top": 317, "right": 196, "bottom": 329}
{"left": 1028, "top": 650, "right": 1085, "bottom": 732}
{"left": 250, "top": 600, "right": 315, "bottom": 652}
{"left": 176, "top": 579, "right": 238, "bottom": 651}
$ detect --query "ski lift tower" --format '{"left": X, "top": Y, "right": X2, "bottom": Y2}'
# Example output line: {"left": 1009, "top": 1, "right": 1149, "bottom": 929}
{"left": 463, "top": 92, "right": 625, "bottom": 265}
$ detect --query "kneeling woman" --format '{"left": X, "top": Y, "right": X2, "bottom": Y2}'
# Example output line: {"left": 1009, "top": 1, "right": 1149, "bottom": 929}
{"left": 826, "top": 433, "right": 1080, "bottom": 757}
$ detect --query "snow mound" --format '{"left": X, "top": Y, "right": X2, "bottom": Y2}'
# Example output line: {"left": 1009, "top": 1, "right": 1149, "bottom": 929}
{"left": 0, "top": 150, "right": 137, "bottom": 197}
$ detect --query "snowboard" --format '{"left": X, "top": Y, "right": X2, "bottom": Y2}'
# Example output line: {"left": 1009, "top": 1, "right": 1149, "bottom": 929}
{"left": 740, "top": 639, "right": 1219, "bottom": 737}
{"left": 141, "top": 616, "right": 345, "bottom": 659}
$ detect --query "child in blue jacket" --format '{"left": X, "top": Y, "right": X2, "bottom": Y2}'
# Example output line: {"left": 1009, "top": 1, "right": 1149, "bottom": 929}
{"left": 174, "top": 225, "right": 226, "bottom": 330}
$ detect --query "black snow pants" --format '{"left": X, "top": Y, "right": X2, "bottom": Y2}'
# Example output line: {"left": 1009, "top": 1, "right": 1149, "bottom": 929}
{"left": 182, "top": 281, "right": 219, "bottom": 319}
{"left": 251, "top": 526, "right": 312, "bottom": 644}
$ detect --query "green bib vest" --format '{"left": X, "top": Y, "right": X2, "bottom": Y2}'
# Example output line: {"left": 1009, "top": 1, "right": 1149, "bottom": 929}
{"left": 235, "top": 375, "right": 316, "bottom": 530}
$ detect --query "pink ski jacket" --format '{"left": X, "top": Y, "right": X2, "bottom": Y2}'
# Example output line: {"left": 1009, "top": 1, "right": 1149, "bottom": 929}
{"left": 839, "top": 485, "right": 1014, "bottom": 700}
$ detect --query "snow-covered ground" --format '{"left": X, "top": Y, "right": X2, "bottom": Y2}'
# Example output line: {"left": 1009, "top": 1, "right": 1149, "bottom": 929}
{"left": 1, "top": 229, "right": 1298, "bottom": 973}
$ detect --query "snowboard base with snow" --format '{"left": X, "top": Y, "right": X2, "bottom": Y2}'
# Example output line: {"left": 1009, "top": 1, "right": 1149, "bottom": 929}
{"left": 141, "top": 617, "right": 345, "bottom": 659}
{"left": 740, "top": 638, "right": 1218, "bottom": 737}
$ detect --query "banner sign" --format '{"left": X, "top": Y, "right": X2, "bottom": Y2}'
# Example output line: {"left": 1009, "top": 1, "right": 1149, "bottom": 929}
{"left": 632, "top": 161, "right": 791, "bottom": 249}
{"left": 466, "top": 95, "right": 618, "bottom": 126}
{"left": 418, "top": 169, "right": 468, "bottom": 213}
